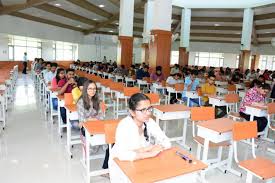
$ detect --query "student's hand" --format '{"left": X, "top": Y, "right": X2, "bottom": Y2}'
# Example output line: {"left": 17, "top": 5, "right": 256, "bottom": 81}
{"left": 68, "top": 78, "right": 76, "bottom": 84}
{"left": 148, "top": 149, "right": 162, "bottom": 157}
{"left": 88, "top": 118, "right": 98, "bottom": 121}
{"left": 150, "top": 144, "right": 164, "bottom": 152}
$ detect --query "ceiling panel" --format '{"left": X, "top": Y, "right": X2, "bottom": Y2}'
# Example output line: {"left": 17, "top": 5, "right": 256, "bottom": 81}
{"left": 47, "top": 0, "right": 108, "bottom": 21}
{"left": 191, "top": 22, "right": 242, "bottom": 26}
{"left": 255, "top": 18, "right": 275, "bottom": 25}
{"left": 255, "top": 4, "right": 275, "bottom": 14}
{"left": 20, "top": 7, "right": 92, "bottom": 29}
{"left": 86, "top": 0, "right": 118, "bottom": 14}
{"left": 1, "top": 0, "right": 26, "bottom": 6}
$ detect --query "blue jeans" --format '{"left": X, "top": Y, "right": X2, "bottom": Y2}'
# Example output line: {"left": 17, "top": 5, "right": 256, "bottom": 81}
{"left": 182, "top": 97, "right": 201, "bottom": 107}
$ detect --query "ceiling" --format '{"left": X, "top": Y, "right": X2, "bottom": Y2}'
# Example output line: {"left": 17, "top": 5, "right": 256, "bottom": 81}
{"left": 0, "top": 0, "right": 274, "bottom": 45}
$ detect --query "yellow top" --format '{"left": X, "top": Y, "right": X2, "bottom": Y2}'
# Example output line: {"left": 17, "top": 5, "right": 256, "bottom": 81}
{"left": 72, "top": 87, "right": 82, "bottom": 104}
{"left": 201, "top": 83, "right": 216, "bottom": 102}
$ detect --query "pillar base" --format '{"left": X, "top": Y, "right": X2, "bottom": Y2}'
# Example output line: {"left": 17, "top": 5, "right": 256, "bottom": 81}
{"left": 117, "top": 36, "right": 133, "bottom": 68}
{"left": 149, "top": 29, "right": 172, "bottom": 78}
{"left": 179, "top": 47, "right": 189, "bottom": 66}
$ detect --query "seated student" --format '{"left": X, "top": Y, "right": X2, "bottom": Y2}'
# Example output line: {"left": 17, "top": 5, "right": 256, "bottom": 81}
{"left": 109, "top": 93, "right": 171, "bottom": 182}
{"left": 128, "top": 65, "right": 136, "bottom": 77}
{"left": 201, "top": 74, "right": 216, "bottom": 105}
{"left": 182, "top": 70, "right": 200, "bottom": 106}
{"left": 166, "top": 73, "right": 182, "bottom": 86}
{"left": 239, "top": 83, "right": 271, "bottom": 132}
{"left": 44, "top": 63, "right": 57, "bottom": 84}
{"left": 76, "top": 80, "right": 109, "bottom": 170}
{"left": 150, "top": 66, "right": 165, "bottom": 83}
{"left": 72, "top": 77, "right": 88, "bottom": 104}
{"left": 136, "top": 65, "right": 150, "bottom": 80}
{"left": 42, "top": 62, "right": 51, "bottom": 77}
{"left": 58, "top": 69, "right": 76, "bottom": 124}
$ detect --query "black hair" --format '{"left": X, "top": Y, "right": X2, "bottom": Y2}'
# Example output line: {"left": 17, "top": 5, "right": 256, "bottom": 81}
{"left": 55, "top": 68, "right": 65, "bottom": 83}
{"left": 144, "top": 65, "right": 149, "bottom": 69}
{"left": 51, "top": 63, "right": 58, "bottom": 67}
{"left": 250, "top": 79, "right": 262, "bottom": 88}
{"left": 128, "top": 93, "right": 150, "bottom": 111}
{"left": 80, "top": 80, "right": 100, "bottom": 111}
{"left": 66, "top": 68, "right": 75, "bottom": 73}
{"left": 46, "top": 62, "right": 51, "bottom": 66}
{"left": 261, "top": 83, "right": 271, "bottom": 90}
{"left": 208, "top": 74, "right": 216, "bottom": 78}
{"left": 156, "top": 66, "right": 162, "bottom": 71}
{"left": 191, "top": 70, "right": 198, "bottom": 76}
{"left": 76, "top": 77, "right": 88, "bottom": 87}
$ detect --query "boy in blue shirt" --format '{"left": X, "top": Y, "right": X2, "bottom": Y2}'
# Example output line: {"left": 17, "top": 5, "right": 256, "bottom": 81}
{"left": 182, "top": 70, "right": 201, "bottom": 106}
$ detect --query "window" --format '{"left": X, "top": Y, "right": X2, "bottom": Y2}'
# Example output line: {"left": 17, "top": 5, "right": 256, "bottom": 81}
{"left": 53, "top": 42, "right": 77, "bottom": 61}
{"left": 8, "top": 36, "right": 42, "bottom": 61}
{"left": 259, "top": 56, "right": 268, "bottom": 70}
{"left": 236, "top": 55, "right": 240, "bottom": 68}
{"left": 170, "top": 51, "right": 179, "bottom": 65}
{"left": 194, "top": 52, "right": 224, "bottom": 67}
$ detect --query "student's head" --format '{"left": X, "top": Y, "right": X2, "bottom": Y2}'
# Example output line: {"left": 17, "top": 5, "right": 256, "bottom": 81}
{"left": 24, "top": 52, "right": 27, "bottom": 56}
{"left": 258, "top": 75, "right": 265, "bottom": 83}
{"left": 156, "top": 66, "right": 162, "bottom": 75}
{"left": 173, "top": 73, "right": 181, "bottom": 80}
{"left": 56, "top": 68, "right": 65, "bottom": 82}
{"left": 190, "top": 70, "right": 198, "bottom": 80}
{"left": 174, "top": 64, "right": 179, "bottom": 68}
{"left": 76, "top": 77, "right": 88, "bottom": 91}
{"left": 258, "top": 83, "right": 271, "bottom": 96}
{"left": 129, "top": 93, "right": 152, "bottom": 127}
{"left": 45, "top": 62, "right": 51, "bottom": 71}
{"left": 208, "top": 74, "right": 216, "bottom": 85}
{"left": 50, "top": 63, "right": 57, "bottom": 73}
{"left": 66, "top": 68, "right": 75, "bottom": 79}
{"left": 81, "top": 80, "right": 99, "bottom": 111}
{"left": 143, "top": 65, "right": 149, "bottom": 72}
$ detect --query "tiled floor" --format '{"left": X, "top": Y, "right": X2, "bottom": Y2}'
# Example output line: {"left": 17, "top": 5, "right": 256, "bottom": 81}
{"left": 0, "top": 74, "right": 274, "bottom": 183}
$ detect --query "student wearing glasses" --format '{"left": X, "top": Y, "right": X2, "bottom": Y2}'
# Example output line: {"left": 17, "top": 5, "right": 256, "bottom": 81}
{"left": 239, "top": 83, "right": 271, "bottom": 132}
{"left": 109, "top": 93, "right": 171, "bottom": 182}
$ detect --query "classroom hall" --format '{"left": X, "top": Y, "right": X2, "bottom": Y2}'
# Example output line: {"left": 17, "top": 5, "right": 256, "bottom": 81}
{"left": 0, "top": 0, "right": 275, "bottom": 183}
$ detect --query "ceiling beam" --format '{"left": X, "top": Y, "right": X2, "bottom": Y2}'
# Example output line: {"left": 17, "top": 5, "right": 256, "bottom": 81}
{"left": 255, "top": 24, "right": 275, "bottom": 30}
{"left": 190, "top": 25, "right": 242, "bottom": 31}
{"left": 173, "top": 21, "right": 181, "bottom": 34}
{"left": 191, "top": 16, "right": 242, "bottom": 22}
{"left": 108, "top": 0, "right": 120, "bottom": 7}
{"left": 190, "top": 39, "right": 241, "bottom": 43}
{"left": 0, "top": 0, "right": 53, "bottom": 15}
{"left": 0, "top": 0, "right": 3, "bottom": 7}
{"left": 9, "top": 12, "right": 85, "bottom": 32}
{"left": 190, "top": 33, "right": 241, "bottom": 38}
{"left": 257, "top": 33, "right": 275, "bottom": 38}
{"left": 95, "top": 31, "right": 142, "bottom": 38}
{"left": 66, "top": 0, "right": 112, "bottom": 18}
{"left": 35, "top": 3, "right": 97, "bottom": 26}
{"left": 84, "top": 1, "right": 146, "bottom": 35}
{"left": 255, "top": 12, "right": 275, "bottom": 20}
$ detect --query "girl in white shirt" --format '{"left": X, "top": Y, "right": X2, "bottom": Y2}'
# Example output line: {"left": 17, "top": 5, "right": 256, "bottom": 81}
{"left": 109, "top": 93, "right": 171, "bottom": 182}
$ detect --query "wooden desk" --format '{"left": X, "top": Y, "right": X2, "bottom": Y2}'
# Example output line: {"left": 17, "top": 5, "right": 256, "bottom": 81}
{"left": 114, "top": 147, "right": 207, "bottom": 183}
{"left": 209, "top": 96, "right": 227, "bottom": 107}
{"left": 153, "top": 104, "right": 191, "bottom": 150}
{"left": 83, "top": 119, "right": 120, "bottom": 183}
{"left": 196, "top": 118, "right": 241, "bottom": 177}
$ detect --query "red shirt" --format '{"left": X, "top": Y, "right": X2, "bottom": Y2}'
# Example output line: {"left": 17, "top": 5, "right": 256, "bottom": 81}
{"left": 58, "top": 78, "right": 73, "bottom": 93}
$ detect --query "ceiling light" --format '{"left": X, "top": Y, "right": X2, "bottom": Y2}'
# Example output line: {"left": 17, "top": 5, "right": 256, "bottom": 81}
{"left": 265, "top": 32, "right": 271, "bottom": 33}
{"left": 54, "top": 3, "right": 61, "bottom": 7}
{"left": 76, "top": 25, "right": 82, "bottom": 27}
{"left": 98, "top": 4, "right": 105, "bottom": 8}
{"left": 116, "top": 22, "right": 119, "bottom": 25}
{"left": 235, "top": 32, "right": 241, "bottom": 34}
{"left": 109, "top": 30, "right": 114, "bottom": 33}
{"left": 214, "top": 23, "right": 220, "bottom": 26}
{"left": 93, "top": 18, "right": 98, "bottom": 21}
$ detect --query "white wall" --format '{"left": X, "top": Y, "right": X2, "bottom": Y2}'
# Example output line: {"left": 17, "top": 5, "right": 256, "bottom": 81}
{"left": 0, "top": 35, "right": 9, "bottom": 61}
{"left": 223, "top": 53, "right": 238, "bottom": 68}
{"left": 0, "top": 15, "right": 84, "bottom": 44}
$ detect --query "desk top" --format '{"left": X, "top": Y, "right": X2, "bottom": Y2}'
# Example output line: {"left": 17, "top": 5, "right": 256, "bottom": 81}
{"left": 154, "top": 104, "right": 190, "bottom": 112}
{"left": 64, "top": 104, "right": 77, "bottom": 112}
{"left": 114, "top": 147, "right": 207, "bottom": 183}
{"left": 83, "top": 119, "right": 120, "bottom": 135}
{"left": 246, "top": 104, "right": 267, "bottom": 110}
{"left": 197, "top": 118, "right": 235, "bottom": 134}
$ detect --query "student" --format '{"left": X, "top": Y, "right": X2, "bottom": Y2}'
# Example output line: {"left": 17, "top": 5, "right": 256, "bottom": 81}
{"left": 136, "top": 65, "right": 150, "bottom": 79}
{"left": 51, "top": 68, "right": 65, "bottom": 89}
{"left": 42, "top": 62, "right": 51, "bottom": 77}
{"left": 170, "top": 64, "right": 179, "bottom": 75}
{"left": 150, "top": 66, "right": 165, "bottom": 83}
{"left": 128, "top": 65, "right": 136, "bottom": 77}
{"left": 44, "top": 63, "right": 57, "bottom": 84}
{"left": 201, "top": 74, "right": 216, "bottom": 105}
{"left": 109, "top": 93, "right": 171, "bottom": 182}
{"left": 72, "top": 77, "right": 88, "bottom": 104}
{"left": 76, "top": 80, "right": 109, "bottom": 170}
{"left": 58, "top": 68, "right": 76, "bottom": 95}
{"left": 166, "top": 73, "right": 182, "bottom": 86}
{"left": 182, "top": 70, "right": 200, "bottom": 106}
{"left": 239, "top": 83, "right": 271, "bottom": 132}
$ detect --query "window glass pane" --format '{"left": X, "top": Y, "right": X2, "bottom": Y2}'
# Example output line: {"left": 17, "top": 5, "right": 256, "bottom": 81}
{"left": 14, "top": 46, "right": 27, "bottom": 60}
{"left": 170, "top": 51, "right": 179, "bottom": 65}
{"left": 9, "top": 46, "right": 13, "bottom": 60}
{"left": 195, "top": 57, "right": 199, "bottom": 65}
{"left": 219, "top": 58, "right": 224, "bottom": 67}
{"left": 199, "top": 57, "right": 209, "bottom": 66}
{"left": 236, "top": 55, "right": 239, "bottom": 68}
{"left": 27, "top": 41, "right": 37, "bottom": 47}
{"left": 56, "top": 50, "right": 64, "bottom": 60}
{"left": 14, "top": 39, "right": 26, "bottom": 46}
{"left": 64, "top": 50, "right": 73, "bottom": 60}
{"left": 27, "top": 47, "right": 38, "bottom": 61}
{"left": 37, "top": 48, "right": 42, "bottom": 58}
{"left": 209, "top": 58, "right": 220, "bottom": 67}
{"left": 199, "top": 52, "right": 209, "bottom": 57}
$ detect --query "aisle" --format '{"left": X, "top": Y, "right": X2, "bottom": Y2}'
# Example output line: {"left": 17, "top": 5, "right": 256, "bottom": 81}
{"left": 0, "top": 74, "right": 108, "bottom": 183}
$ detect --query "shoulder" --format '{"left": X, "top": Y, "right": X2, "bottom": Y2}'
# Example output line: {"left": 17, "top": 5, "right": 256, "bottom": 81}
{"left": 117, "top": 116, "right": 135, "bottom": 132}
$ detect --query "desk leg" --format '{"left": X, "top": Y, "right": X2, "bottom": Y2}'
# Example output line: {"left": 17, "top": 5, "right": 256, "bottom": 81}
{"left": 66, "top": 110, "right": 72, "bottom": 158}
{"left": 202, "top": 139, "right": 209, "bottom": 163}
{"left": 57, "top": 100, "right": 62, "bottom": 138}
{"left": 224, "top": 143, "right": 242, "bottom": 176}
{"left": 178, "top": 118, "right": 191, "bottom": 151}
{"left": 85, "top": 131, "right": 91, "bottom": 183}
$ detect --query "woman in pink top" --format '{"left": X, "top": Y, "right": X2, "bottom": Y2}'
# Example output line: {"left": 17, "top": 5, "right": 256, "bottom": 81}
{"left": 51, "top": 68, "right": 65, "bottom": 89}
{"left": 239, "top": 82, "right": 271, "bottom": 132}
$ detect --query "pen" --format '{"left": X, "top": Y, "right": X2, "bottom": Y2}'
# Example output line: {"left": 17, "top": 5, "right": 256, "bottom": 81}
{"left": 176, "top": 151, "right": 192, "bottom": 163}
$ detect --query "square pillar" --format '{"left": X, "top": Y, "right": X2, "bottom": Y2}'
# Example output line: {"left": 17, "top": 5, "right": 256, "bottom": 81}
{"left": 117, "top": 36, "right": 133, "bottom": 68}
{"left": 239, "top": 50, "right": 251, "bottom": 73}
